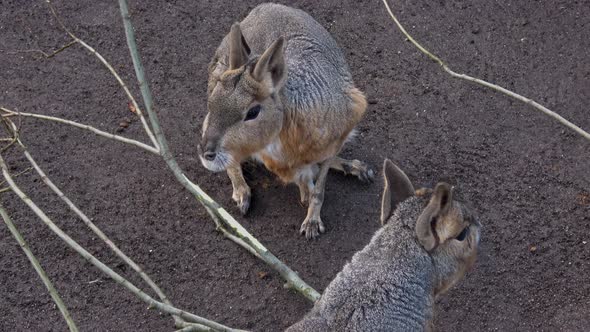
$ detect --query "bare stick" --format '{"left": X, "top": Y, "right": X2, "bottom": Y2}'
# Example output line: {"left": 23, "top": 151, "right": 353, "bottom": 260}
{"left": 0, "top": 153, "right": 247, "bottom": 332}
{"left": 3, "top": 40, "right": 78, "bottom": 59}
{"left": 0, "top": 204, "right": 79, "bottom": 332}
{"left": 1, "top": 117, "right": 18, "bottom": 153}
{"left": 45, "top": 0, "right": 160, "bottom": 150}
{"left": 118, "top": 0, "right": 320, "bottom": 302}
{"left": 0, "top": 108, "right": 159, "bottom": 155}
{"left": 1, "top": 117, "right": 183, "bottom": 326}
{"left": 382, "top": 0, "right": 590, "bottom": 141}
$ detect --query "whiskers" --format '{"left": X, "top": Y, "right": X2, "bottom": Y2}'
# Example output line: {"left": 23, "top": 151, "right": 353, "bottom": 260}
{"left": 199, "top": 150, "right": 235, "bottom": 172}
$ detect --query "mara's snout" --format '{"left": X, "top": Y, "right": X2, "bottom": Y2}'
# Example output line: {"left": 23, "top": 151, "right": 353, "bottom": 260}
{"left": 197, "top": 138, "right": 233, "bottom": 173}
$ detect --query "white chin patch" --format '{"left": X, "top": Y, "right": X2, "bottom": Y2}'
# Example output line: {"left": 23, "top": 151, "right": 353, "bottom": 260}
{"left": 199, "top": 151, "right": 233, "bottom": 173}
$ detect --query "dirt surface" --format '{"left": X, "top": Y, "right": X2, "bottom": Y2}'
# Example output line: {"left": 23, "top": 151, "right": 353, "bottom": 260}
{"left": 1, "top": 0, "right": 589, "bottom": 331}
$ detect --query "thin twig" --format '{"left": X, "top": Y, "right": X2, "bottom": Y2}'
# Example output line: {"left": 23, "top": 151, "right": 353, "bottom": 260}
{"left": 0, "top": 167, "right": 32, "bottom": 187}
{"left": 45, "top": 0, "right": 160, "bottom": 150}
{"left": 1, "top": 116, "right": 182, "bottom": 326}
{"left": 0, "top": 116, "right": 18, "bottom": 153}
{"left": 2, "top": 40, "right": 78, "bottom": 59}
{"left": 0, "top": 204, "right": 79, "bottom": 332}
{"left": 0, "top": 153, "right": 247, "bottom": 332}
{"left": 118, "top": 0, "right": 320, "bottom": 302}
{"left": 0, "top": 108, "right": 159, "bottom": 155}
{"left": 382, "top": 0, "right": 590, "bottom": 141}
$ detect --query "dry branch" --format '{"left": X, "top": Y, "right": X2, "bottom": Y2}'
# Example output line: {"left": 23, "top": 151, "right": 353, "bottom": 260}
{"left": 0, "top": 204, "right": 79, "bottom": 332}
{"left": 1, "top": 108, "right": 159, "bottom": 155}
{"left": 2, "top": 40, "right": 77, "bottom": 59}
{"left": 382, "top": 0, "right": 590, "bottom": 141}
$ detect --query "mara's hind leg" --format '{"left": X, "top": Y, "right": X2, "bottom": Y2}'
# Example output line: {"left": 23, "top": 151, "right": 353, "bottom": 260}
{"left": 295, "top": 164, "right": 319, "bottom": 206}
{"left": 330, "top": 156, "right": 375, "bottom": 183}
{"left": 300, "top": 159, "right": 332, "bottom": 239}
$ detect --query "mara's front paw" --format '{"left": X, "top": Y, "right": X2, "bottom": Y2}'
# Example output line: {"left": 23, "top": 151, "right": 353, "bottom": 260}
{"left": 232, "top": 187, "right": 251, "bottom": 215}
{"left": 300, "top": 216, "right": 325, "bottom": 240}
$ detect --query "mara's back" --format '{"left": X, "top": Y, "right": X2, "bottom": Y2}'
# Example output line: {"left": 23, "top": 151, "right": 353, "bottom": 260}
{"left": 287, "top": 198, "right": 436, "bottom": 332}
{"left": 214, "top": 3, "right": 355, "bottom": 114}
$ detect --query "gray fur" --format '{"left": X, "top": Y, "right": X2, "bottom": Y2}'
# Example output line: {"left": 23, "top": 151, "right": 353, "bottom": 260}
{"left": 287, "top": 197, "right": 435, "bottom": 332}
{"left": 211, "top": 3, "right": 355, "bottom": 116}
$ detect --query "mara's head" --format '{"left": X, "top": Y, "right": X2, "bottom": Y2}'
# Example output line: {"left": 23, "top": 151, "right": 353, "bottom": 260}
{"left": 199, "top": 23, "right": 287, "bottom": 172}
{"left": 380, "top": 159, "right": 481, "bottom": 297}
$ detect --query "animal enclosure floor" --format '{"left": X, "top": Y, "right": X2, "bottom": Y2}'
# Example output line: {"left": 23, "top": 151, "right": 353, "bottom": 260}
{"left": 1, "top": 0, "right": 589, "bottom": 331}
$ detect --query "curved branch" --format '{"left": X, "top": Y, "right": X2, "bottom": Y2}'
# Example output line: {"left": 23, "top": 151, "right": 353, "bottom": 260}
{"left": 1, "top": 108, "right": 159, "bottom": 155}
{"left": 382, "top": 0, "right": 590, "bottom": 141}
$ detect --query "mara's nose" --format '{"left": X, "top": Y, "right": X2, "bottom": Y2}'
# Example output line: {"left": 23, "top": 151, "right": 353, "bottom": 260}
{"left": 199, "top": 138, "right": 218, "bottom": 161}
{"left": 203, "top": 150, "right": 217, "bottom": 161}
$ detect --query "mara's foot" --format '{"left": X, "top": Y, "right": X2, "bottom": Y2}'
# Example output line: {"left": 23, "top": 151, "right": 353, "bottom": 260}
{"left": 300, "top": 215, "right": 325, "bottom": 240}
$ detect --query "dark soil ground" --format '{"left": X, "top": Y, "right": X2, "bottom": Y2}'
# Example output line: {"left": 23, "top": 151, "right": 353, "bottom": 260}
{"left": 1, "top": 0, "right": 589, "bottom": 331}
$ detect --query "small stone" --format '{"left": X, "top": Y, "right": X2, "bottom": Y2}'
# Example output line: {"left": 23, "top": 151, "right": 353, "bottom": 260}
{"left": 119, "top": 121, "right": 129, "bottom": 128}
{"left": 529, "top": 245, "right": 537, "bottom": 253}
{"left": 516, "top": 18, "right": 529, "bottom": 26}
{"left": 257, "top": 271, "right": 269, "bottom": 279}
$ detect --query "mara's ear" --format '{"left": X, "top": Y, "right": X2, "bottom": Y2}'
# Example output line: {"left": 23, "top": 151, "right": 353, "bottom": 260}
{"left": 380, "top": 159, "right": 415, "bottom": 224}
{"left": 415, "top": 182, "right": 453, "bottom": 251}
{"left": 252, "top": 37, "right": 286, "bottom": 89}
{"left": 229, "top": 23, "right": 251, "bottom": 70}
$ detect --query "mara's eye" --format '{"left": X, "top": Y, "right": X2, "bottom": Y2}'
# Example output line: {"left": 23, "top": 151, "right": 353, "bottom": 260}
{"left": 456, "top": 227, "right": 469, "bottom": 241}
{"left": 244, "top": 105, "right": 261, "bottom": 121}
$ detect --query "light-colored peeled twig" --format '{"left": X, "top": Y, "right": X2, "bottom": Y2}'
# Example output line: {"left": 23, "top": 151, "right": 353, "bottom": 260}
{"left": 0, "top": 108, "right": 159, "bottom": 155}
{"left": 382, "top": 0, "right": 590, "bottom": 141}
{"left": 45, "top": 0, "right": 160, "bottom": 150}
{"left": 118, "top": 0, "right": 320, "bottom": 302}
{"left": 0, "top": 204, "right": 79, "bottom": 332}
{"left": 0, "top": 153, "right": 247, "bottom": 332}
